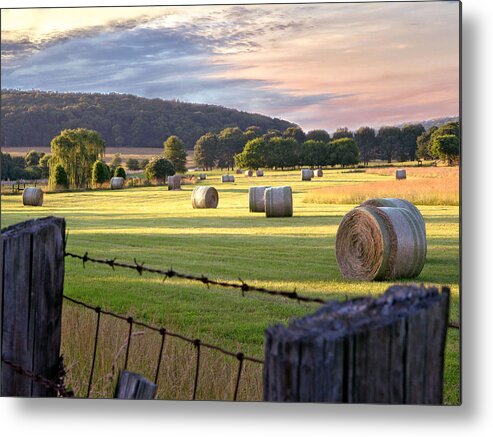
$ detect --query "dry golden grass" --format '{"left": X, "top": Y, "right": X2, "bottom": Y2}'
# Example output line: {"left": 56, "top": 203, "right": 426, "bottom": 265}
{"left": 305, "top": 166, "right": 459, "bottom": 206}
{"left": 61, "top": 303, "right": 263, "bottom": 400}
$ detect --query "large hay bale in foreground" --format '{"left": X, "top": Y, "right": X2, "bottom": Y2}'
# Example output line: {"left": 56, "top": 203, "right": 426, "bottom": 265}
{"left": 314, "top": 168, "right": 323, "bottom": 177}
{"left": 335, "top": 205, "right": 427, "bottom": 281}
{"left": 110, "top": 177, "right": 125, "bottom": 190}
{"left": 264, "top": 186, "right": 293, "bottom": 217}
{"left": 256, "top": 170, "right": 264, "bottom": 177}
{"left": 244, "top": 170, "right": 253, "bottom": 177}
{"left": 249, "top": 186, "right": 270, "bottom": 212}
{"left": 22, "top": 187, "right": 43, "bottom": 206}
{"left": 301, "top": 169, "right": 312, "bottom": 181}
{"left": 360, "top": 198, "right": 426, "bottom": 240}
{"left": 396, "top": 169, "right": 407, "bottom": 180}
{"left": 221, "top": 175, "right": 234, "bottom": 183}
{"left": 191, "top": 186, "right": 219, "bottom": 208}
{"left": 167, "top": 175, "right": 182, "bottom": 190}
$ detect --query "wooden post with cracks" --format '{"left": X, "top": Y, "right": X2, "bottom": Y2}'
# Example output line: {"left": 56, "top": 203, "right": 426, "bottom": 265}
{"left": 1, "top": 216, "right": 66, "bottom": 397}
{"left": 263, "top": 284, "right": 450, "bottom": 404}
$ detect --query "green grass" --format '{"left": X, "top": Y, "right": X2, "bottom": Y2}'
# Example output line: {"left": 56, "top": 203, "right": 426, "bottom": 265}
{"left": 1, "top": 168, "right": 460, "bottom": 403}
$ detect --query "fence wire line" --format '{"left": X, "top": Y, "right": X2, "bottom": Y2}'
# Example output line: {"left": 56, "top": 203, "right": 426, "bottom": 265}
{"left": 1, "top": 358, "right": 74, "bottom": 398}
{"left": 63, "top": 295, "right": 264, "bottom": 365}
{"left": 64, "top": 250, "right": 460, "bottom": 329}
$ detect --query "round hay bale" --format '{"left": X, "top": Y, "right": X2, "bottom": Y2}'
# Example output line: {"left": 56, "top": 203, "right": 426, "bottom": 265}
{"left": 396, "top": 169, "right": 406, "bottom": 180}
{"left": 199, "top": 173, "right": 207, "bottom": 180}
{"left": 167, "top": 175, "right": 182, "bottom": 190}
{"left": 244, "top": 170, "right": 253, "bottom": 177}
{"left": 22, "top": 187, "right": 43, "bottom": 206}
{"left": 360, "top": 198, "right": 426, "bottom": 239}
{"left": 191, "top": 186, "right": 219, "bottom": 209}
{"left": 265, "top": 186, "right": 293, "bottom": 217}
{"left": 301, "top": 169, "right": 312, "bottom": 181}
{"left": 110, "top": 177, "right": 125, "bottom": 190}
{"left": 236, "top": 169, "right": 243, "bottom": 174}
{"left": 221, "top": 175, "right": 235, "bottom": 183}
{"left": 249, "top": 186, "right": 270, "bottom": 212}
{"left": 335, "top": 205, "right": 427, "bottom": 281}
{"left": 314, "top": 169, "right": 323, "bottom": 177}
{"left": 256, "top": 170, "right": 264, "bottom": 177}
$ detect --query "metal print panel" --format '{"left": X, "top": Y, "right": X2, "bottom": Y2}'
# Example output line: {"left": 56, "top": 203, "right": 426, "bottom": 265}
{"left": 0, "top": 0, "right": 460, "bottom": 405}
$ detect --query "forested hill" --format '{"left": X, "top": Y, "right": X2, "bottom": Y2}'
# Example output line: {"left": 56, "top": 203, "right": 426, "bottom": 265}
{"left": 1, "top": 90, "right": 294, "bottom": 149}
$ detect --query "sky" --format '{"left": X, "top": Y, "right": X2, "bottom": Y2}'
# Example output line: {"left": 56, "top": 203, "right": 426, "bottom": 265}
{"left": 1, "top": 1, "right": 460, "bottom": 132}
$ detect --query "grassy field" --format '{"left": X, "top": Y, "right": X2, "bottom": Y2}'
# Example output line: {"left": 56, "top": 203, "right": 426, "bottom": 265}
{"left": 1, "top": 167, "right": 460, "bottom": 403}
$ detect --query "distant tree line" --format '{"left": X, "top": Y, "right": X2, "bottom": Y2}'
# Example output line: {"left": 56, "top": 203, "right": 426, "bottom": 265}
{"left": 1, "top": 89, "right": 293, "bottom": 149}
{"left": 194, "top": 121, "right": 460, "bottom": 170}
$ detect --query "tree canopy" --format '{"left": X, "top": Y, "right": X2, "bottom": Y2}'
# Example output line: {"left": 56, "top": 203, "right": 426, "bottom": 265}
{"left": 50, "top": 128, "right": 105, "bottom": 188}
{"left": 144, "top": 156, "right": 176, "bottom": 183}
{"left": 163, "top": 135, "right": 187, "bottom": 173}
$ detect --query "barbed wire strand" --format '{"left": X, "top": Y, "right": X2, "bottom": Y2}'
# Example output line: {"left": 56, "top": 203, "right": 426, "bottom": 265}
{"left": 64, "top": 251, "right": 460, "bottom": 330}
{"left": 1, "top": 358, "right": 74, "bottom": 398}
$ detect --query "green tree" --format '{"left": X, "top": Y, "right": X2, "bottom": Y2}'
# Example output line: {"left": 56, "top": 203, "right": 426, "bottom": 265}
{"left": 163, "top": 135, "right": 187, "bottom": 173}
{"left": 283, "top": 126, "right": 306, "bottom": 144}
{"left": 431, "top": 135, "right": 459, "bottom": 165}
{"left": 332, "top": 127, "right": 354, "bottom": 140}
{"left": 354, "top": 127, "right": 376, "bottom": 166}
{"left": 194, "top": 132, "right": 218, "bottom": 170}
{"left": 115, "top": 166, "right": 127, "bottom": 179}
{"left": 39, "top": 154, "right": 51, "bottom": 178}
{"left": 1, "top": 152, "right": 13, "bottom": 180}
{"left": 267, "top": 137, "right": 298, "bottom": 169}
{"left": 306, "top": 129, "right": 331, "bottom": 143}
{"left": 234, "top": 138, "right": 269, "bottom": 170}
{"left": 376, "top": 126, "right": 401, "bottom": 163}
{"left": 50, "top": 128, "right": 105, "bottom": 188}
{"left": 263, "top": 129, "right": 283, "bottom": 141}
{"left": 329, "top": 138, "right": 359, "bottom": 167}
{"left": 126, "top": 158, "right": 140, "bottom": 171}
{"left": 217, "top": 127, "right": 246, "bottom": 169}
{"left": 416, "top": 126, "right": 438, "bottom": 160}
{"left": 300, "top": 140, "right": 328, "bottom": 167}
{"left": 144, "top": 156, "right": 176, "bottom": 183}
{"left": 244, "top": 126, "right": 263, "bottom": 141}
{"left": 92, "top": 160, "right": 107, "bottom": 187}
{"left": 110, "top": 153, "right": 123, "bottom": 168}
{"left": 49, "top": 164, "right": 69, "bottom": 190}
{"left": 400, "top": 124, "right": 425, "bottom": 161}
{"left": 25, "top": 149, "right": 44, "bottom": 167}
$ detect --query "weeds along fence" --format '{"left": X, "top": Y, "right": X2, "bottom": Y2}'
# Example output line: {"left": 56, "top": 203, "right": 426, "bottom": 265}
{"left": 1, "top": 217, "right": 460, "bottom": 402}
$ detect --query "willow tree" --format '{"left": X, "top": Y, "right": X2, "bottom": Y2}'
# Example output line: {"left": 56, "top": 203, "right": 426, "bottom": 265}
{"left": 50, "top": 128, "right": 105, "bottom": 188}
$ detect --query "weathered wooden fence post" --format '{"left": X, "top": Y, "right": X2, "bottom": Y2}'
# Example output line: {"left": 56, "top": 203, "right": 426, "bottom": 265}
{"left": 1, "top": 216, "right": 66, "bottom": 397}
{"left": 263, "top": 284, "right": 450, "bottom": 404}
{"left": 115, "top": 370, "right": 157, "bottom": 399}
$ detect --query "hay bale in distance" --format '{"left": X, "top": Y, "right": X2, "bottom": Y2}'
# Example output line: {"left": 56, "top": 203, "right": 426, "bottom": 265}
{"left": 335, "top": 205, "right": 427, "bottom": 281}
{"left": 301, "top": 169, "right": 312, "bottom": 181}
{"left": 396, "top": 169, "right": 407, "bottom": 180}
{"left": 256, "top": 170, "right": 264, "bottom": 177}
{"left": 360, "top": 198, "right": 426, "bottom": 241}
{"left": 249, "top": 186, "right": 270, "bottom": 212}
{"left": 221, "top": 175, "right": 235, "bottom": 183}
{"left": 167, "top": 175, "right": 182, "bottom": 190}
{"left": 110, "top": 177, "right": 125, "bottom": 190}
{"left": 314, "top": 168, "right": 323, "bottom": 177}
{"left": 199, "top": 173, "right": 206, "bottom": 180}
{"left": 264, "top": 186, "right": 293, "bottom": 217}
{"left": 22, "top": 187, "right": 43, "bottom": 206}
{"left": 244, "top": 170, "right": 253, "bottom": 177}
{"left": 191, "top": 186, "right": 219, "bottom": 208}
{"left": 236, "top": 169, "right": 243, "bottom": 174}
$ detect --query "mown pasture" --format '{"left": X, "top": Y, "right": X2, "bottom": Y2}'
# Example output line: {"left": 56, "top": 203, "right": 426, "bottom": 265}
{"left": 1, "top": 167, "right": 460, "bottom": 403}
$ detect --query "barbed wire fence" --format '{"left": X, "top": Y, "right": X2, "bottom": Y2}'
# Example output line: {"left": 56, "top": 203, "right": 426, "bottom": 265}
{"left": 1, "top": 217, "right": 460, "bottom": 400}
